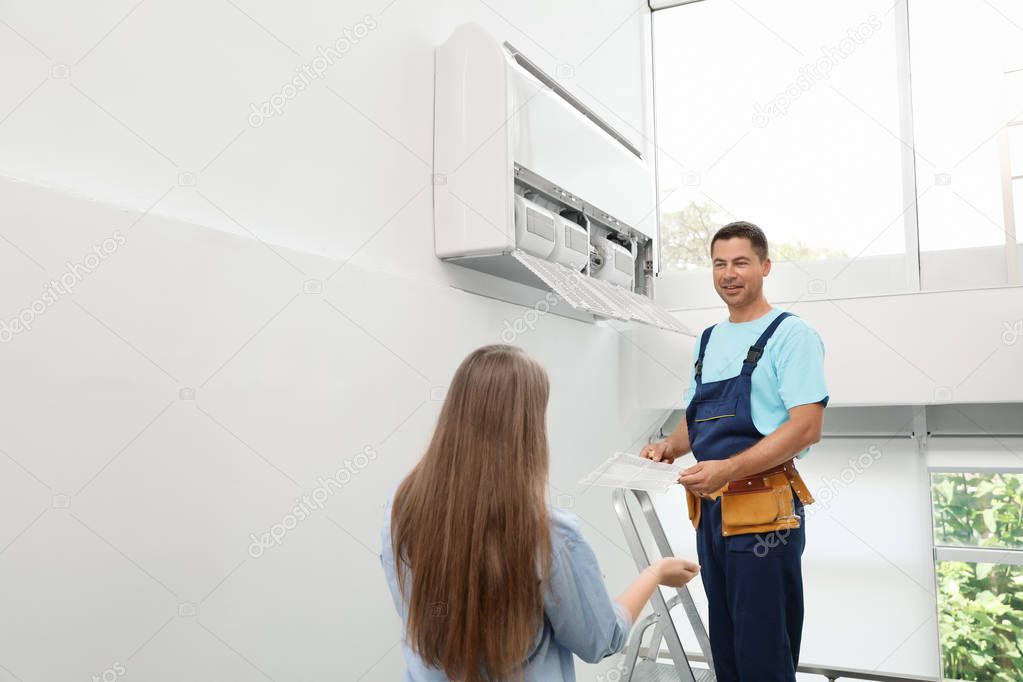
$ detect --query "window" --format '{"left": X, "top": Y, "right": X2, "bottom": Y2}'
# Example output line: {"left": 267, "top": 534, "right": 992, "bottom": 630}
{"left": 652, "top": 0, "right": 1023, "bottom": 301}
{"left": 653, "top": 0, "right": 909, "bottom": 298}
{"left": 909, "top": 0, "right": 1023, "bottom": 290}
{"left": 930, "top": 471, "right": 1023, "bottom": 680}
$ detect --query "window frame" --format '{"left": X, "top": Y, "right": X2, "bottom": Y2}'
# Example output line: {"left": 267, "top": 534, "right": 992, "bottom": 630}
{"left": 649, "top": 0, "right": 1023, "bottom": 292}
{"left": 929, "top": 466, "right": 1023, "bottom": 564}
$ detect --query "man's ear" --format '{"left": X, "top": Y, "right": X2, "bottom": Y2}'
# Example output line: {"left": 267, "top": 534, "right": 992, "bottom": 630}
{"left": 762, "top": 257, "right": 771, "bottom": 276}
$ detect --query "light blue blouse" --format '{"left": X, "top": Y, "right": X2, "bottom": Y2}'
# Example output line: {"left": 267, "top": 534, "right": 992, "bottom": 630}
{"left": 380, "top": 496, "right": 634, "bottom": 681}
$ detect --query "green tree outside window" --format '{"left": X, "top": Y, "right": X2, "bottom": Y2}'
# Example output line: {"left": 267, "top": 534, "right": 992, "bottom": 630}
{"left": 659, "top": 200, "right": 848, "bottom": 271}
{"left": 932, "top": 472, "right": 1023, "bottom": 681}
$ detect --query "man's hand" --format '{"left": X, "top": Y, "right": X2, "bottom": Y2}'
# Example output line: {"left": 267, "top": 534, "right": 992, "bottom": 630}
{"left": 678, "top": 459, "right": 736, "bottom": 496}
{"left": 640, "top": 440, "right": 676, "bottom": 464}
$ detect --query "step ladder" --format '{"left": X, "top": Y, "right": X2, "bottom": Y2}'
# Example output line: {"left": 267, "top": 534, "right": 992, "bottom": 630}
{"left": 612, "top": 488, "right": 716, "bottom": 682}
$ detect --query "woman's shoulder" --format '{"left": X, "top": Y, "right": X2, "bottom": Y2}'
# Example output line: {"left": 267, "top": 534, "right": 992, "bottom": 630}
{"left": 548, "top": 506, "right": 587, "bottom": 558}
{"left": 380, "top": 489, "right": 400, "bottom": 556}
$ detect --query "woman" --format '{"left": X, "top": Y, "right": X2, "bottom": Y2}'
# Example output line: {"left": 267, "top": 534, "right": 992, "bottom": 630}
{"left": 380, "top": 344, "right": 700, "bottom": 681}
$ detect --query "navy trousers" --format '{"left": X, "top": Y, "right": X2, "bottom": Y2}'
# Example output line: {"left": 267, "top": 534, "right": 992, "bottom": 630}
{"left": 694, "top": 490, "right": 806, "bottom": 682}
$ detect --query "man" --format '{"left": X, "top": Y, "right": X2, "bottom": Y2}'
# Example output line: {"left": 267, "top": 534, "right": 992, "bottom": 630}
{"left": 641, "top": 221, "right": 828, "bottom": 682}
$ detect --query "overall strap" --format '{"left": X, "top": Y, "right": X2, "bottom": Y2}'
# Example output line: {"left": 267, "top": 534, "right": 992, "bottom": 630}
{"left": 693, "top": 325, "right": 715, "bottom": 384}
{"left": 740, "top": 311, "right": 794, "bottom": 376}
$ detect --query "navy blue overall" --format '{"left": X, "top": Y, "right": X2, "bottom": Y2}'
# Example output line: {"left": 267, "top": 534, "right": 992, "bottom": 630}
{"left": 684, "top": 311, "right": 806, "bottom": 682}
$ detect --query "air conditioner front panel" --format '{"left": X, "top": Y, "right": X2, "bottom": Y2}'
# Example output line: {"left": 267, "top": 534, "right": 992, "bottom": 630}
{"left": 508, "top": 68, "right": 654, "bottom": 238}
{"left": 434, "top": 25, "right": 514, "bottom": 258}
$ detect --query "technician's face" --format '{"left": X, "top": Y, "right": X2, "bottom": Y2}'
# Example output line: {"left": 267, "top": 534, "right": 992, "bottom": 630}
{"left": 711, "top": 238, "right": 769, "bottom": 307}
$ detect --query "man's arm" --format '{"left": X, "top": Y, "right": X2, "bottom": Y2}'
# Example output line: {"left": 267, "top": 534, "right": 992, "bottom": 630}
{"left": 665, "top": 415, "right": 693, "bottom": 460}
{"left": 677, "top": 403, "right": 823, "bottom": 494}
{"left": 640, "top": 413, "right": 692, "bottom": 463}
{"left": 726, "top": 402, "right": 822, "bottom": 479}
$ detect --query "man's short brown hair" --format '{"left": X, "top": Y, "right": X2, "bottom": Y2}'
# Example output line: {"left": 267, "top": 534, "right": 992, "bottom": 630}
{"left": 711, "top": 221, "right": 769, "bottom": 262}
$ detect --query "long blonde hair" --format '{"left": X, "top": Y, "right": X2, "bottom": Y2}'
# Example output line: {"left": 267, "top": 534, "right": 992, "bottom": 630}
{"left": 391, "top": 345, "right": 552, "bottom": 681}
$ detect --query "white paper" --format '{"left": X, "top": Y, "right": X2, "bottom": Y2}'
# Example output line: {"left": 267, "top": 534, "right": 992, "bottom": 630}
{"left": 578, "top": 452, "right": 682, "bottom": 493}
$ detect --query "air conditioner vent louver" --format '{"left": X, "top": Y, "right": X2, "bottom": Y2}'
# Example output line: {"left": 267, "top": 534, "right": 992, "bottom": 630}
{"left": 512, "top": 251, "right": 689, "bottom": 333}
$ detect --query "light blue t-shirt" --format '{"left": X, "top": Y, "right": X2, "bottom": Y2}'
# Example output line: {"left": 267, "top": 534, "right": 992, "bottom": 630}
{"left": 683, "top": 307, "right": 829, "bottom": 458}
{"left": 381, "top": 496, "right": 632, "bottom": 681}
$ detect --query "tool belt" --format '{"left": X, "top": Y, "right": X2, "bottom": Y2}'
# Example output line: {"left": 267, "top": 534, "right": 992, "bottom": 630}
{"left": 685, "top": 460, "right": 814, "bottom": 537}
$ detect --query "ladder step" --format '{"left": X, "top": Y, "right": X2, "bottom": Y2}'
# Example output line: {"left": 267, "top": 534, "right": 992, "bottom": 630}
{"left": 630, "top": 660, "right": 715, "bottom": 681}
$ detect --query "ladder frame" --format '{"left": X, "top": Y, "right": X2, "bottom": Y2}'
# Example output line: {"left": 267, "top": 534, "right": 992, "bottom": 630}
{"left": 612, "top": 487, "right": 715, "bottom": 681}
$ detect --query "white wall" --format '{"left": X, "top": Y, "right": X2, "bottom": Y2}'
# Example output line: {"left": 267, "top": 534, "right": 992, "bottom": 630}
{"left": 0, "top": 2, "right": 678, "bottom": 680}
{"left": 665, "top": 281, "right": 1023, "bottom": 406}
{"left": 659, "top": 247, "right": 1023, "bottom": 305}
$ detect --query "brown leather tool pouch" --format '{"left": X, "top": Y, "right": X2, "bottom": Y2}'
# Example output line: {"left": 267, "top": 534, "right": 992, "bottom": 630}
{"left": 719, "top": 462, "right": 815, "bottom": 537}
{"left": 685, "top": 486, "right": 701, "bottom": 530}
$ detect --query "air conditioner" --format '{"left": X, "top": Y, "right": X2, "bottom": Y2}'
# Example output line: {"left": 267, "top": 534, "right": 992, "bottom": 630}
{"left": 433, "top": 24, "right": 689, "bottom": 334}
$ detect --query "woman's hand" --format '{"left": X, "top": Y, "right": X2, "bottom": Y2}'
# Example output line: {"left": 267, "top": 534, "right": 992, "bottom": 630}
{"left": 640, "top": 440, "right": 676, "bottom": 464}
{"left": 652, "top": 558, "right": 700, "bottom": 587}
{"left": 617, "top": 557, "right": 701, "bottom": 621}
